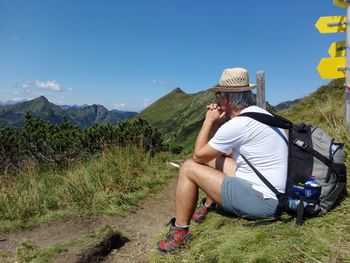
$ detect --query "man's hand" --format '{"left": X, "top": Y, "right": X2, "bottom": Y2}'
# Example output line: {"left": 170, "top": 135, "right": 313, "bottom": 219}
{"left": 205, "top": 103, "right": 226, "bottom": 124}
{"left": 193, "top": 103, "right": 225, "bottom": 164}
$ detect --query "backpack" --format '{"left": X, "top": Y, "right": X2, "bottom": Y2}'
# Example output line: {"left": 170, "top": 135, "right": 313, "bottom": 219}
{"left": 239, "top": 112, "right": 347, "bottom": 225}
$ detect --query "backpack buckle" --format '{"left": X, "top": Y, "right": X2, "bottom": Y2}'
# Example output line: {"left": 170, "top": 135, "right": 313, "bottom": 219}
{"left": 293, "top": 138, "right": 308, "bottom": 149}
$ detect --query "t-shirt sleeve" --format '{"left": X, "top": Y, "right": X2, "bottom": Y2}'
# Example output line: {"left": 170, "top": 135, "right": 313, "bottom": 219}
{"left": 208, "top": 118, "right": 249, "bottom": 153}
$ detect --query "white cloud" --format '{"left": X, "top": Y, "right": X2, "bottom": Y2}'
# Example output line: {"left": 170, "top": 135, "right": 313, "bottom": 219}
{"left": 67, "top": 87, "right": 73, "bottom": 91}
{"left": 143, "top": 98, "right": 152, "bottom": 108}
{"left": 113, "top": 103, "right": 126, "bottom": 109}
{"left": 19, "top": 81, "right": 33, "bottom": 94}
{"left": 12, "top": 97, "right": 25, "bottom": 102}
{"left": 7, "top": 83, "right": 29, "bottom": 98}
{"left": 152, "top": 79, "right": 172, "bottom": 88}
{"left": 10, "top": 90, "right": 20, "bottom": 96}
{"left": 35, "top": 80, "right": 62, "bottom": 92}
{"left": 111, "top": 99, "right": 154, "bottom": 112}
{"left": 6, "top": 80, "right": 71, "bottom": 102}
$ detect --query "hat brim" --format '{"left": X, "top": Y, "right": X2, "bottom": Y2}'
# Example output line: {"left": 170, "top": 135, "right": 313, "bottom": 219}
{"left": 208, "top": 84, "right": 257, "bottom": 93}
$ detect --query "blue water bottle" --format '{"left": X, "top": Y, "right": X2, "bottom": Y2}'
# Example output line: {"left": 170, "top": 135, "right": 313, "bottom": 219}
{"left": 288, "top": 197, "right": 300, "bottom": 210}
{"left": 304, "top": 176, "right": 320, "bottom": 199}
{"left": 288, "top": 185, "right": 304, "bottom": 211}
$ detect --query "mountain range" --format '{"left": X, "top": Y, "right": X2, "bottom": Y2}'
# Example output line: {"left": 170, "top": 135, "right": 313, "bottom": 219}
{"left": 138, "top": 80, "right": 343, "bottom": 151}
{"left": 0, "top": 87, "right": 305, "bottom": 143}
{"left": 0, "top": 96, "right": 138, "bottom": 129}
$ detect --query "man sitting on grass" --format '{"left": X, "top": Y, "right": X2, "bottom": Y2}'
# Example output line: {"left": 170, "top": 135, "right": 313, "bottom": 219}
{"left": 157, "top": 67, "right": 288, "bottom": 254}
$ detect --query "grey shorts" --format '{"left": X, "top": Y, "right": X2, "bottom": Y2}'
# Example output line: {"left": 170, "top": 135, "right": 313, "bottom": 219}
{"left": 220, "top": 176, "right": 278, "bottom": 218}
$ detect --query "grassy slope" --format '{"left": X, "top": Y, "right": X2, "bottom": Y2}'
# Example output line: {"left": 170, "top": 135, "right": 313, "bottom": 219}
{"left": 0, "top": 147, "right": 176, "bottom": 232}
{"left": 0, "top": 146, "right": 181, "bottom": 262}
{"left": 151, "top": 79, "right": 350, "bottom": 262}
{"left": 138, "top": 88, "right": 215, "bottom": 152}
{"left": 1, "top": 81, "right": 348, "bottom": 262}
{"left": 278, "top": 78, "right": 344, "bottom": 127}
{"left": 279, "top": 78, "right": 349, "bottom": 168}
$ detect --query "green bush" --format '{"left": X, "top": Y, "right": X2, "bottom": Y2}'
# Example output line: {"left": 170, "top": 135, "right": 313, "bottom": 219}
{"left": 165, "top": 143, "right": 183, "bottom": 154}
{"left": 0, "top": 125, "right": 24, "bottom": 174}
{"left": 0, "top": 115, "right": 167, "bottom": 176}
{"left": 23, "top": 115, "right": 83, "bottom": 167}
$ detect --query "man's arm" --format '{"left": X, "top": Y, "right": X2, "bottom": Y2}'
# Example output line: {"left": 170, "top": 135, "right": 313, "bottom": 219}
{"left": 193, "top": 104, "right": 226, "bottom": 164}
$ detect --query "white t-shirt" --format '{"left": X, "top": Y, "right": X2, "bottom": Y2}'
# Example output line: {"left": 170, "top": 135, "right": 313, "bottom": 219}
{"left": 208, "top": 106, "right": 288, "bottom": 199}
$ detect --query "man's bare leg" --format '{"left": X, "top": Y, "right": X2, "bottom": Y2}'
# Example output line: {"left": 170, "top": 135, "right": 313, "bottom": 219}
{"left": 202, "top": 156, "right": 237, "bottom": 207}
{"left": 175, "top": 159, "right": 233, "bottom": 226}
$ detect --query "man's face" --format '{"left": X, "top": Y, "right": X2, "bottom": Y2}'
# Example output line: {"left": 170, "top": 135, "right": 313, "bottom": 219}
{"left": 215, "top": 92, "right": 229, "bottom": 112}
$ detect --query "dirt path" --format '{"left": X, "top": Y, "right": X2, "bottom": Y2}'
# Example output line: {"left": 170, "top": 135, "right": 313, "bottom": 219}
{"left": 0, "top": 179, "right": 177, "bottom": 262}
{"left": 101, "top": 179, "right": 176, "bottom": 263}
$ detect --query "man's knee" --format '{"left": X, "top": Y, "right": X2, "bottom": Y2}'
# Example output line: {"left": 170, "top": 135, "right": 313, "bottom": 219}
{"left": 179, "top": 159, "right": 196, "bottom": 176}
{"left": 179, "top": 159, "right": 207, "bottom": 181}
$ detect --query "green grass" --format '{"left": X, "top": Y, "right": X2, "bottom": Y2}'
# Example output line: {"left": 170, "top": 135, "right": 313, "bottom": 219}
{"left": 279, "top": 78, "right": 349, "bottom": 168}
{"left": 9, "top": 224, "right": 120, "bottom": 263}
{"left": 0, "top": 146, "right": 179, "bottom": 261}
{"left": 1, "top": 79, "right": 349, "bottom": 262}
{"left": 150, "top": 80, "right": 350, "bottom": 262}
{"left": 0, "top": 146, "right": 177, "bottom": 232}
{"left": 151, "top": 193, "right": 350, "bottom": 262}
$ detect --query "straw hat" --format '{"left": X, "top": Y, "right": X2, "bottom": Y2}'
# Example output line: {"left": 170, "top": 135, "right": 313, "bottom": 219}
{"left": 209, "top": 67, "right": 256, "bottom": 93}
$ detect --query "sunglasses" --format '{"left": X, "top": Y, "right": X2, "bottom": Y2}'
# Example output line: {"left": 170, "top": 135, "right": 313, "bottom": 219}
{"left": 215, "top": 92, "right": 227, "bottom": 100}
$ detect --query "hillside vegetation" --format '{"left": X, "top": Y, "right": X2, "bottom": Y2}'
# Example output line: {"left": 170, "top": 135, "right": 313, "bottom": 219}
{"left": 0, "top": 80, "right": 348, "bottom": 262}
{"left": 279, "top": 78, "right": 349, "bottom": 166}
{"left": 0, "top": 146, "right": 176, "bottom": 233}
{"left": 279, "top": 78, "right": 344, "bottom": 126}
{"left": 0, "top": 116, "right": 164, "bottom": 175}
{"left": 139, "top": 87, "right": 215, "bottom": 151}
{"left": 151, "top": 79, "right": 350, "bottom": 262}
{"left": 0, "top": 113, "right": 178, "bottom": 262}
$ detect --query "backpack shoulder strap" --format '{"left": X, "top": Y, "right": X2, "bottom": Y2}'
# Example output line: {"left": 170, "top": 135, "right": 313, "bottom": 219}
{"left": 292, "top": 137, "right": 333, "bottom": 167}
{"left": 240, "top": 154, "right": 281, "bottom": 197}
{"left": 239, "top": 112, "right": 293, "bottom": 130}
{"left": 240, "top": 153, "right": 289, "bottom": 221}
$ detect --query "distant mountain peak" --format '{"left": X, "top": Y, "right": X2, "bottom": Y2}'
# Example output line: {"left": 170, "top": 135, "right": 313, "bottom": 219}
{"left": 172, "top": 87, "right": 185, "bottom": 94}
{"left": 0, "top": 96, "right": 138, "bottom": 129}
{"left": 32, "top": 95, "right": 49, "bottom": 103}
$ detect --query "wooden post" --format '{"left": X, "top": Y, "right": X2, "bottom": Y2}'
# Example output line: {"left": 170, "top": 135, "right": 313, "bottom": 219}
{"left": 256, "top": 71, "right": 266, "bottom": 109}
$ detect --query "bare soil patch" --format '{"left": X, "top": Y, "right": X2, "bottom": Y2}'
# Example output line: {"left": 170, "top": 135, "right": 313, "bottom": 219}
{"left": 0, "top": 178, "right": 177, "bottom": 262}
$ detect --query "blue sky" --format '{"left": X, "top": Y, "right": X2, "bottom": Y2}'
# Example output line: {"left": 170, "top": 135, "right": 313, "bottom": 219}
{"left": 0, "top": 0, "right": 346, "bottom": 111}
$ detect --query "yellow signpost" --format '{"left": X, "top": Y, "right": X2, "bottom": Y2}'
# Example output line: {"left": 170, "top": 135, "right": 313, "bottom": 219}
{"left": 334, "top": 0, "right": 348, "bottom": 9}
{"left": 315, "top": 16, "right": 347, "bottom": 33}
{"left": 316, "top": 1, "right": 349, "bottom": 129}
{"left": 317, "top": 57, "right": 346, "bottom": 79}
{"left": 328, "top": 40, "right": 346, "bottom": 57}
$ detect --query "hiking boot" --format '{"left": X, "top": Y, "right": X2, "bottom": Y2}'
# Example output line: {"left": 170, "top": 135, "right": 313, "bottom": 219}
{"left": 192, "top": 198, "right": 216, "bottom": 223}
{"left": 157, "top": 218, "right": 191, "bottom": 254}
